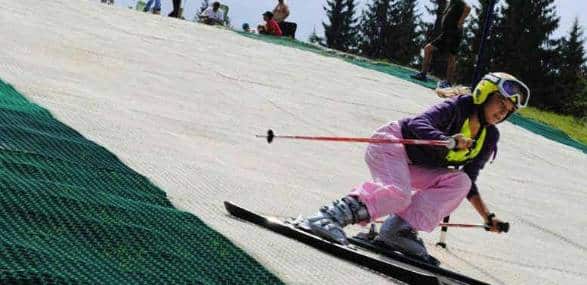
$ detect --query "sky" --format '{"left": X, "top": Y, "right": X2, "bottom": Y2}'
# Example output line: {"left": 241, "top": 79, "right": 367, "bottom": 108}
{"left": 105, "top": 0, "right": 586, "bottom": 49}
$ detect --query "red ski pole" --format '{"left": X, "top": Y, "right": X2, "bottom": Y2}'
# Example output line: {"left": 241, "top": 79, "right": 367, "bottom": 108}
{"left": 374, "top": 220, "right": 509, "bottom": 232}
{"left": 438, "top": 222, "right": 509, "bottom": 233}
{"left": 258, "top": 129, "right": 451, "bottom": 147}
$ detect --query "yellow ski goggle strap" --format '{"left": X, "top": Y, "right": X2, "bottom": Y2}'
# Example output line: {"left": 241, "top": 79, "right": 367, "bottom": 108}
{"left": 446, "top": 118, "right": 487, "bottom": 163}
{"left": 473, "top": 73, "right": 531, "bottom": 109}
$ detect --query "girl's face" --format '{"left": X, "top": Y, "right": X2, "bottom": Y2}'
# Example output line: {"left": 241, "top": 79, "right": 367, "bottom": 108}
{"left": 483, "top": 92, "right": 516, "bottom": 125}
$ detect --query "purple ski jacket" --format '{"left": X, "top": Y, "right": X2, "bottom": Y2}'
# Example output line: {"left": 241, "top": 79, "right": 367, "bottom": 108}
{"left": 399, "top": 95, "right": 499, "bottom": 198}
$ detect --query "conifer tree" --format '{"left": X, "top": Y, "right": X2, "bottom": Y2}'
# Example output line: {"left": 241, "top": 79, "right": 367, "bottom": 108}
{"left": 556, "top": 19, "right": 586, "bottom": 116}
{"left": 358, "top": 0, "right": 392, "bottom": 58}
{"left": 385, "top": 0, "right": 423, "bottom": 66}
{"left": 323, "top": 0, "right": 359, "bottom": 52}
{"left": 493, "top": 0, "right": 559, "bottom": 108}
{"left": 309, "top": 27, "right": 326, "bottom": 46}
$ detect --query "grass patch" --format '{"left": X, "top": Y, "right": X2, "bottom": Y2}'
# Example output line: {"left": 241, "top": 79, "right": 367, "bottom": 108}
{"left": 518, "top": 107, "right": 587, "bottom": 145}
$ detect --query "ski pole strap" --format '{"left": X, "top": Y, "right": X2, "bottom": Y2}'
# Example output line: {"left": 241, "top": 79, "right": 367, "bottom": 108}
{"left": 484, "top": 213, "right": 496, "bottom": 231}
{"left": 486, "top": 213, "right": 496, "bottom": 223}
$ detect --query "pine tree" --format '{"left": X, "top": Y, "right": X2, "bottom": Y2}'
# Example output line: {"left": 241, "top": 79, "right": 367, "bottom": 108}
{"left": 556, "top": 19, "right": 586, "bottom": 116}
{"left": 344, "top": 0, "right": 360, "bottom": 53}
{"left": 358, "top": 0, "right": 392, "bottom": 58}
{"left": 385, "top": 0, "right": 423, "bottom": 66}
{"left": 493, "top": 0, "right": 559, "bottom": 108}
{"left": 577, "top": 78, "right": 587, "bottom": 118}
{"left": 309, "top": 27, "right": 326, "bottom": 46}
{"left": 323, "top": 0, "right": 359, "bottom": 52}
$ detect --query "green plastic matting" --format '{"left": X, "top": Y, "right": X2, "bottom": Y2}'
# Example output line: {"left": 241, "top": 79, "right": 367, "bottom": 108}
{"left": 0, "top": 79, "right": 282, "bottom": 284}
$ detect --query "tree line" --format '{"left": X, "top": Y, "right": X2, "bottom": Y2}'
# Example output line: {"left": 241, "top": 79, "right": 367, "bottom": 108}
{"left": 312, "top": 0, "right": 586, "bottom": 118}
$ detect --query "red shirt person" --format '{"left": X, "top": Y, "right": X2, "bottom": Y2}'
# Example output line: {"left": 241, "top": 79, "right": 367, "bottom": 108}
{"left": 258, "top": 11, "right": 282, "bottom": 36}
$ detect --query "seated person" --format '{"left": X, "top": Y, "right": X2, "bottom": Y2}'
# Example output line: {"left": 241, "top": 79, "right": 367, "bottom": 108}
{"left": 280, "top": 21, "right": 297, "bottom": 38}
{"left": 242, "top": 23, "right": 251, "bottom": 33}
{"left": 257, "top": 11, "right": 282, "bottom": 37}
{"left": 199, "top": 2, "right": 225, "bottom": 26}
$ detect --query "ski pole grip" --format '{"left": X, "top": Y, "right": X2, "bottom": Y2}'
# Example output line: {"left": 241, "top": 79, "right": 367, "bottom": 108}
{"left": 266, "top": 129, "right": 275, "bottom": 144}
{"left": 497, "top": 222, "right": 509, "bottom": 233}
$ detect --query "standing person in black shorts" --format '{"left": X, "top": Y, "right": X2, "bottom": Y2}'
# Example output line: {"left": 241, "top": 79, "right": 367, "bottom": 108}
{"left": 168, "top": 0, "right": 182, "bottom": 18}
{"left": 411, "top": 0, "right": 470, "bottom": 89}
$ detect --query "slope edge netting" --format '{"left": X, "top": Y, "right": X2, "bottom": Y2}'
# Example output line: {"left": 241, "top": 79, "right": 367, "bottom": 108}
{"left": 0, "top": 79, "right": 282, "bottom": 284}
{"left": 237, "top": 32, "right": 587, "bottom": 154}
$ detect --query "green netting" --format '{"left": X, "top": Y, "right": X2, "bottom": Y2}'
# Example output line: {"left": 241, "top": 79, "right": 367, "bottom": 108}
{"left": 237, "top": 32, "right": 587, "bottom": 154}
{"left": 0, "top": 79, "right": 282, "bottom": 284}
{"left": 508, "top": 113, "right": 587, "bottom": 153}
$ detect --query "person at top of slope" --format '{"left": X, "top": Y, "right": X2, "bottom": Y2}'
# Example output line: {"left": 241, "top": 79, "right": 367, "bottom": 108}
{"left": 411, "top": 0, "right": 471, "bottom": 89}
{"left": 199, "top": 2, "right": 225, "bottom": 26}
{"left": 272, "top": 0, "right": 290, "bottom": 23}
{"left": 143, "top": 0, "right": 161, "bottom": 14}
{"left": 258, "top": 11, "right": 283, "bottom": 37}
{"left": 272, "top": 0, "right": 297, "bottom": 38}
{"left": 304, "top": 72, "right": 530, "bottom": 260}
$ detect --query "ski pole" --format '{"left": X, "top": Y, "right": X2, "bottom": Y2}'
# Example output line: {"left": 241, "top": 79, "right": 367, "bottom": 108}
{"left": 374, "top": 219, "right": 509, "bottom": 232}
{"left": 438, "top": 222, "right": 509, "bottom": 232}
{"left": 258, "top": 129, "right": 451, "bottom": 147}
{"left": 437, "top": 216, "right": 450, "bottom": 248}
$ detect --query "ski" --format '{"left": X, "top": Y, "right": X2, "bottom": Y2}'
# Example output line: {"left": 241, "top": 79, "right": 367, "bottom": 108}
{"left": 224, "top": 201, "right": 488, "bottom": 285}
{"left": 349, "top": 228, "right": 488, "bottom": 285}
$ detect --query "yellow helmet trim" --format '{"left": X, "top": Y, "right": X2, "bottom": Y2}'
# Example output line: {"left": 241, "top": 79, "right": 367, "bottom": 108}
{"left": 472, "top": 79, "right": 499, "bottom": 105}
{"left": 473, "top": 72, "right": 521, "bottom": 105}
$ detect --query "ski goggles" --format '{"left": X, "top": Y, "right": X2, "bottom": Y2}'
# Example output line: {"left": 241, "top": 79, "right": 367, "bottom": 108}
{"left": 483, "top": 73, "right": 530, "bottom": 109}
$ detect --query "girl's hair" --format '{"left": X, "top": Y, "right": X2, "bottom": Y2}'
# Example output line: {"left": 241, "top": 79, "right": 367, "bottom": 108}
{"left": 435, "top": 85, "right": 472, "bottom": 98}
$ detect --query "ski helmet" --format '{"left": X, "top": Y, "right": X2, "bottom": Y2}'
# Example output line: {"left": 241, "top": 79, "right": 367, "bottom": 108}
{"left": 473, "top": 72, "right": 530, "bottom": 110}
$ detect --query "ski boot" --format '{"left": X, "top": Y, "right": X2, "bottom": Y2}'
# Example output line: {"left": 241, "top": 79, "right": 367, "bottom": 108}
{"left": 410, "top": 72, "right": 429, "bottom": 81}
{"left": 304, "top": 196, "right": 370, "bottom": 245}
{"left": 436, "top": 80, "right": 453, "bottom": 89}
{"left": 376, "top": 215, "right": 439, "bottom": 266}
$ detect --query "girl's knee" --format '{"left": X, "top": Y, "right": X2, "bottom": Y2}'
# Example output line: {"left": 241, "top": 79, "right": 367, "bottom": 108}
{"left": 452, "top": 172, "right": 472, "bottom": 195}
{"left": 396, "top": 195, "right": 412, "bottom": 211}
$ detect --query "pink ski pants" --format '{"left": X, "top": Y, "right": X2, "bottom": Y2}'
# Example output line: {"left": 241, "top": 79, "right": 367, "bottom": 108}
{"left": 349, "top": 122, "right": 471, "bottom": 232}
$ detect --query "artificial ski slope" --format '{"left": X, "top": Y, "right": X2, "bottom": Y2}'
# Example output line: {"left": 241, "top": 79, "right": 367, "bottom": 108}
{"left": 0, "top": 0, "right": 586, "bottom": 284}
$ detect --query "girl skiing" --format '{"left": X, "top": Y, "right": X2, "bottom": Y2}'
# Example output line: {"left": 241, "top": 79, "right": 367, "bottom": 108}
{"left": 305, "top": 72, "right": 530, "bottom": 260}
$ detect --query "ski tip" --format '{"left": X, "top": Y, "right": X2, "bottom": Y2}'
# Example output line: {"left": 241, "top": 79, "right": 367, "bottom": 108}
{"left": 224, "top": 201, "right": 235, "bottom": 210}
{"left": 267, "top": 129, "right": 274, "bottom": 144}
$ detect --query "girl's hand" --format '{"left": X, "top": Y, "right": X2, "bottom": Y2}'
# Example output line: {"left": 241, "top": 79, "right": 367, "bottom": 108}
{"left": 487, "top": 218, "right": 505, "bottom": 233}
{"left": 484, "top": 213, "right": 509, "bottom": 233}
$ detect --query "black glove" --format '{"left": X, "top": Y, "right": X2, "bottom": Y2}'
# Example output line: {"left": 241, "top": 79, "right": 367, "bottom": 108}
{"left": 485, "top": 213, "right": 510, "bottom": 233}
